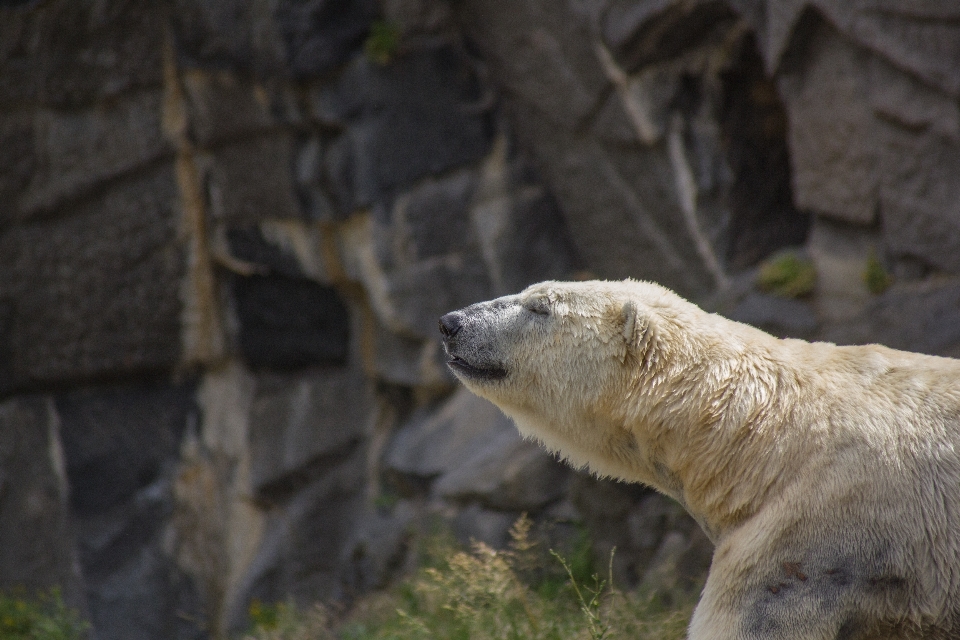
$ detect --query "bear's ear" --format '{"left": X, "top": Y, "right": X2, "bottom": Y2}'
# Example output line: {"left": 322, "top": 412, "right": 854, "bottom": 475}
{"left": 621, "top": 300, "right": 638, "bottom": 344}
{"left": 620, "top": 300, "right": 654, "bottom": 362}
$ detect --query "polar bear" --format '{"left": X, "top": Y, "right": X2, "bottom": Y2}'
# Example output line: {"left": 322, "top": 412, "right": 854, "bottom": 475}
{"left": 438, "top": 279, "right": 960, "bottom": 640}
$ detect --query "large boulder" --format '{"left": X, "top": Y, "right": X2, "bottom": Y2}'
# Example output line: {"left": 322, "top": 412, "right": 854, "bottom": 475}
{"left": 0, "top": 166, "right": 185, "bottom": 392}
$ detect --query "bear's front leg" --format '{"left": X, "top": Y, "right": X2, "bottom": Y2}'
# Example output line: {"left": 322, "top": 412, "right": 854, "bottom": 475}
{"left": 687, "top": 566, "right": 855, "bottom": 640}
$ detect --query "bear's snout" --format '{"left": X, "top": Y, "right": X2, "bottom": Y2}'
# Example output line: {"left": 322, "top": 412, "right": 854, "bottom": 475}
{"left": 438, "top": 311, "right": 463, "bottom": 339}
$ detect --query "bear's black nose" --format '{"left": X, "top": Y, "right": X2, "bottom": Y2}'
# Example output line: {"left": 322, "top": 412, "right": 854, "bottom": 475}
{"left": 439, "top": 312, "right": 462, "bottom": 338}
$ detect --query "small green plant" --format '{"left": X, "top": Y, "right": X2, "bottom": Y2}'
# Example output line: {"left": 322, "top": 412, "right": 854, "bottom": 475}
{"left": 0, "top": 589, "right": 89, "bottom": 640}
{"left": 364, "top": 21, "right": 399, "bottom": 65}
{"left": 757, "top": 253, "right": 816, "bottom": 298}
{"left": 244, "top": 601, "right": 333, "bottom": 640}
{"left": 552, "top": 548, "right": 613, "bottom": 640}
{"left": 337, "top": 515, "right": 697, "bottom": 640}
{"left": 242, "top": 516, "right": 698, "bottom": 640}
{"left": 863, "top": 252, "right": 892, "bottom": 294}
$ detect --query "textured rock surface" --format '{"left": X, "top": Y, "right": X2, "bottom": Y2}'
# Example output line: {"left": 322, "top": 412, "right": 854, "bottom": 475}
{"left": 57, "top": 382, "right": 205, "bottom": 640}
{"left": 0, "top": 167, "right": 185, "bottom": 392}
{"left": 0, "top": 397, "right": 83, "bottom": 603}
{"left": 2, "top": 1, "right": 960, "bottom": 637}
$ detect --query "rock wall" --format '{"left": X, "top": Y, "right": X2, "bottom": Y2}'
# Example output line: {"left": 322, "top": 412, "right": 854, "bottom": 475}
{"left": 1, "top": 1, "right": 959, "bottom": 638}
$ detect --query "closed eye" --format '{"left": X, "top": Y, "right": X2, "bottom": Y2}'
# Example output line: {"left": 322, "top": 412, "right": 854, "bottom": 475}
{"left": 525, "top": 298, "right": 550, "bottom": 316}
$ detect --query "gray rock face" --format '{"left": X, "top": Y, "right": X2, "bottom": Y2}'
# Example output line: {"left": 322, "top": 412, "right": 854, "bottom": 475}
{"left": 454, "top": 0, "right": 807, "bottom": 294}
{"left": 386, "top": 388, "right": 514, "bottom": 481}
{"left": 603, "top": 0, "right": 736, "bottom": 72}
{"left": 0, "top": 1, "right": 165, "bottom": 107}
{"left": 0, "top": 397, "right": 83, "bottom": 603}
{"left": 182, "top": 71, "right": 278, "bottom": 148}
{"left": 3, "top": 0, "right": 960, "bottom": 637}
{"left": 0, "top": 167, "right": 184, "bottom": 391}
{"left": 207, "top": 135, "right": 302, "bottom": 223}
{"left": 57, "top": 383, "right": 195, "bottom": 516}
{"left": 233, "top": 275, "right": 351, "bottom": 369}
{"left": 365, "top": 171, "right": 494, "bottom": 339}
{"left": 778, "top": 22, "right": 878, "bottom": 225}
{"left": 823, "top": 279, "right": 960, "bottom": 359}
{"left": 249, "top": 366, "right": 373, "bottom": 500}
{"left": 434, "top": 434, "right": 569, "bottom": 511}
{"left": 320, "top": 47, "right": 493, "bottom": 211}
{"left": 172, "top": 0, "right": 285, "bottom": 74}
{"left": 728, "top": 292, "right": 818, "bottom": 339}
{"left": 56, "top": 381, "right": 205, "bottom": 640}
{"left": 275, "top": 0, "right": 378, "bottom": 77}
{"left": 18, "top": 90, "right": 172, "bottom": 221}
{"left": 226, "top": 446, "right": 368, "bottom": 629}
{"left": 771, "top": 6, "right": 960, "bottom": 273}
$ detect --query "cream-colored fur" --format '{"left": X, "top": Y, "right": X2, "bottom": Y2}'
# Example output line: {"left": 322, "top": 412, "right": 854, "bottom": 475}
{"left": 439, "top": 279, "right": 960, "bottom": 640}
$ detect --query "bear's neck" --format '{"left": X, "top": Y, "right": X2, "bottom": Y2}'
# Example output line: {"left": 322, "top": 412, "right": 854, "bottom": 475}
{"left": 629, "top": 333, "right": 812, "bottom": 542}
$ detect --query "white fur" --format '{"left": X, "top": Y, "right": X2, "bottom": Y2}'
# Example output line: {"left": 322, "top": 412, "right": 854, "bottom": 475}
{"left": 444, "top": 279, "right": 960, "bottom": 639}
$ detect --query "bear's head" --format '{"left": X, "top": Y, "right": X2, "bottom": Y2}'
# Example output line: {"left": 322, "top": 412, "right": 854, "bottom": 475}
{"left": 439, "top": 279, "right": 698, "bottom": 479}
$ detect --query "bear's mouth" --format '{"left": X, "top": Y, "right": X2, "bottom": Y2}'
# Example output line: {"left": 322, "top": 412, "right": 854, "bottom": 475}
{"left": 446, "top": 355, "right": 508, "bottom": 381}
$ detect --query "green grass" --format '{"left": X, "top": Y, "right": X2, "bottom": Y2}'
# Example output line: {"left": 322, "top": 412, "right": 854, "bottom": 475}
{"left": 863, "top": 252, "right": 892, "bottom": 295}
{"left": 364, "top": 21, "right": 399, "bottom": 65}
{"left": 0, "top": 589, "right": 89, "bottom": 640}
{"left": 243, "top": 516, "right": 698, "bottom": 640}
{"left": 757, "top": 253, "right": 816, "bottom": 298}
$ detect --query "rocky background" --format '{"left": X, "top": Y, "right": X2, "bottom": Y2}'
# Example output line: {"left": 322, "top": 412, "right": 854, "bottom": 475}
{"left": 1, "top": 0, "right": 959, "bottom": 638}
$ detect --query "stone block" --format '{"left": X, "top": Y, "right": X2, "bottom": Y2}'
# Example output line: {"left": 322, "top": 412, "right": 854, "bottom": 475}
{"left": 206, "top": 135, "right": 302, "bottom": 223}
{"left": 232, "top": 274, "right": 351, "bottom": 370}
{"left": 316, "top": 47, "right": 492, "bottom": 210}
{"left": 508, "top": 100, "right": 714, "bottom": 294}
{"left": 727, "top": 292, "right": 818, "bottom": 339}
{"left": 342, "top": 502, "right": 416, "bottom": 593}
{"left": 822, "top": 278, "right": 960, "bottom": 359}
{"left": 0, "top": 166, "right": 184, "bottom": 390}
{"left": 379, "top": 256, "right": 493, "bottom": 339}
{"left": 56, "top": 381, "right": 196, "bottom": 516}
{"left": 433, "top": 431, "right": 569, "bottom": 511}
{"left": 877, "top": 125, "right": 960, "bottom": 275}
{"left": 0, "top": 115, "right": 35, "bottom": 226}
{"left": 450, "top": 503, "right": 516, "bottom": 549}
{"left": 603, "top": 0, "right": 736, "bottom": 73}
{"left": 341, "top": 174, "right": 494, "bottom": 339}
{"left": 249, "top": 366, "right": 373, "bottom": 500}
{"left": 0, "top": 1, "right": 165, "bottom": 108}
{"left": 0, "top": 396, "right": 83, "bottom": 602}
{"left": 385, "top": 388, "right": 514, "bottom": 481}
{"left": 777, "top": 22, "right": 879, "bottom": 225}
{"left": 172, "top": 0, "right": 285, "bottom": 74}
{"left": 17, "top": 90, "right": 170, "bottom": 220}
{"left": 387, "top": 169, "right": 476, "bottom": 262}
{"left": 59, "top": 382, "right": 204, "bottom": 640}
{"left": 834, "top": 0, "right": 960, "bottom": 98}
{"left": 275, "top": 0, "right": 378, "bottom": 77}
{"left": 225, "top": 447, "right": 368, "bottom": 622}
{"left": 368, "top": 326, "right": 454, "bottom": 390}
{"left": 454, "top": 0, "right": 609, "bottom": 129}
{"left": 467, "top": 138, "right": 581, "bottom": 294}
{"left": 79, "top": 537, "right": 206, "bottom": 640}
{"left": 382, "top": 0, "right": 454, "bottom": 37}
{"left": 181, "top": 70, "right": 276, "bottom": 147}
